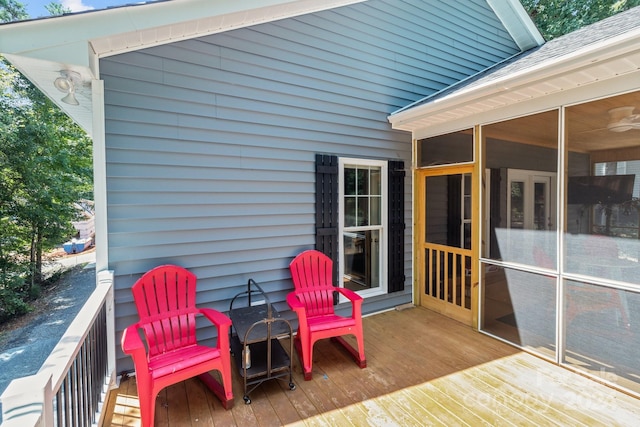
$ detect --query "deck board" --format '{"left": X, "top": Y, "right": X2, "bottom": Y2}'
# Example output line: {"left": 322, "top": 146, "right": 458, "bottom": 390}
{"left": 102, "top": 307, "right": 640, "bottom": 427}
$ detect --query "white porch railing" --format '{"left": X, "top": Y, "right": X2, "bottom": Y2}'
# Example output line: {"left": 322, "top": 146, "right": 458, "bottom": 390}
{"left": 0, "top": 270, "right": 115, "bottom": 427}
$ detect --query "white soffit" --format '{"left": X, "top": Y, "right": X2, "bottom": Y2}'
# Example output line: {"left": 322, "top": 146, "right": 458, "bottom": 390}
{"left": 89, "top": 0, "right": 366, "bottom": 58}
{"left": 0, "top": 0, "right": 366, "bottom": 67}
{"left": 0, "top": 0, "right": 365, "bottom": 137}
{"left": 388, "top": 29, "right": 640, "bottom": 136}
{"left": 2, "top": 53, "right": 94, "bottom": 134}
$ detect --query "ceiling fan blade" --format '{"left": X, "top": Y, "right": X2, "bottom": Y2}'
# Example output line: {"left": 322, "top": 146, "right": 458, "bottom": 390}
{"left": 609, "top": 115, "right": 640, "bottom": 132}
{"left": 577, "top": 127, "right": 608, "bottom": 134}
{"left": 607, "top": 108, "right": 640, "bottom": 132}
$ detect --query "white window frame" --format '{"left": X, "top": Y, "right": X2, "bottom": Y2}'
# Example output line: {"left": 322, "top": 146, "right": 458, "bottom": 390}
{"left": 338, "top": 157, "right": 388, "bottom": 298}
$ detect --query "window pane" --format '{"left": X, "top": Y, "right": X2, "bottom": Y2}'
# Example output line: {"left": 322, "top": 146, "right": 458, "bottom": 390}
{"left": 370, "top": 168, "right": 381, "bottom": 195}
{"left": 510, "top": 181, "right": 525, "bottom": 229}
{"left": 345, "top": 167, "right": 356, "bottom": 195}
{"left": 345, "top": 197, "right": 356, "bottom": 227}
{"left": 481, "top": 264, "right": 556, "bottom": 359}
{"left": 463, "top": 197, "right": 471, "bottom": 220}
{"left": 418, "top": 129, "right": 473, "bottom": 166}
{"left": 425, "top": 176, "right": 452, "bottom": 247}
{"left": 482, "top": 110, "right": 558, "bottom": 266}
{"left": 357, "top": 169, "right": 368, "bottom": 195}
{"left": 425, "top": 174, "right": 471, "bottom": 249}
{"left": 357, "top": 196, "right": 369, "bottom": 226}
{"left": 463, "top": 174, "right": 471, "bottom": 218}
{"left": 344, "top": 165, "right": 384, "bottom": 227}
{"left": 463, "top": 222, "right": 471, "bottom": 250}
{"left": 534, "top": 181, "right": 549, "bottom": 230}
{"left": 565, "top": 92, "right": 640, "bottom": 286}
{"left": 564, "top": 234, "right": 639, "bottom": 282}
{"left": 370, "top": 195, "right": 381, "bottom": 225}
{"left": 563, "top": 280, "right": 640, "bottom": 395}
{"left": 343, "top": 231, "right": 381, "bottom": 291}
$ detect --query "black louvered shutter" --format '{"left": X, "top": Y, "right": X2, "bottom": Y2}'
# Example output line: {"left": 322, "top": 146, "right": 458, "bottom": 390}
{"left": 315, "top": 154, "right": 339, "bottom": 287}
{"left": 316, "top": 155, "right": 405, "bottom": 293}
{"left": 388, "top": 161, "right": 405, "bottom": 293}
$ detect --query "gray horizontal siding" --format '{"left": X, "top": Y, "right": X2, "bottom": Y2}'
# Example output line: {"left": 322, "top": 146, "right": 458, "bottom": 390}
{"left": 104, "top": 0, "right": 520, "bottom": 371}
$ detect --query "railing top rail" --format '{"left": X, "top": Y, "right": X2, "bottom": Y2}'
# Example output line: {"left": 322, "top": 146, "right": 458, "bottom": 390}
{"left": 38, "top": 270, "right": 113, "bottom": 395}
{"left": 1, "top": 270, "right": 114, "bottom": 427}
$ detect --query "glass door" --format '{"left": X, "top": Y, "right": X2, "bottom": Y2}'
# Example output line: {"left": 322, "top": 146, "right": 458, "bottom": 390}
{"left": 507, "top": 169, "right": 555, "bottom": 231}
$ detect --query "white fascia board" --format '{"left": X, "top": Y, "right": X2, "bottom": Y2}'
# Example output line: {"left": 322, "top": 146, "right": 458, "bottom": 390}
{"left": 388, "top": 27, "right": 640, "bottom": 132}
{"left": 411, "top": 68, "right": 640, "bottom": 141}
{"left": 487, "top": 0, "right": 545, "bottom": 50}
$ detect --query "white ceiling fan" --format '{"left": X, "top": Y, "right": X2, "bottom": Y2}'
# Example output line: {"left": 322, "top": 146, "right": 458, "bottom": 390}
{"left": 607, "top": 106, "right": 640, "bottom": 132}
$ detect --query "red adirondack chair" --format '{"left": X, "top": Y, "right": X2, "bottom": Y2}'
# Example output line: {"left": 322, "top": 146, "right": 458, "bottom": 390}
{"left": 287, "top": 249, "right": 366, "bottom": 380}
{"left": 121, "top": 265, "right": 234, "bottom": 427}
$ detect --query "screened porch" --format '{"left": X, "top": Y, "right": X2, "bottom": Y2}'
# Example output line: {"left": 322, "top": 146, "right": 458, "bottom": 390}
{"left": 414, "top": 89, "right": 640, "bottom": 400}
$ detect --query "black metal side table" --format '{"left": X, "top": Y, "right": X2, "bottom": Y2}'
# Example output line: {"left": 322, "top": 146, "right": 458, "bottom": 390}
{"left": 229, "top": 279, "right": 295, "bottom": 404}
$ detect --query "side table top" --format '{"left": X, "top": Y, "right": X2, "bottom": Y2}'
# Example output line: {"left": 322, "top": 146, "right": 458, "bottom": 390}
{"left": 229, "top": 305, "right": 290, "bottom": 343}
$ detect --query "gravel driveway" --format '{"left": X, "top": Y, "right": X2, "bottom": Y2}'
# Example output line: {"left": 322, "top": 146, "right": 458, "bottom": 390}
{"left": 0, "top": 253, "right": 96, "bottom": 420}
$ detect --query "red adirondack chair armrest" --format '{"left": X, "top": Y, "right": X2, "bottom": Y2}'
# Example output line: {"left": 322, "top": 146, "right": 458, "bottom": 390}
{"left": 121, "top": 323, "right": 149, "bottom": 369}
{"left": 198, "top": 307, "right": 232, "bottom": 329}
{"left": 335, "top": 287, "right": 363, "bottom": 318}
{"left": 335, "top": 287, "right": 363, "bottom": 303}
{"left": 198, "top": 307, "right": 232, "bottom": 348}
{"left": 122, "top": 323, "right": 144, "bottom": 353}
{"left": 286, "top": 292, "right": 309, "bottom": 318}
{"left": 287, "top": 287, "right": 364, "bottom": 319}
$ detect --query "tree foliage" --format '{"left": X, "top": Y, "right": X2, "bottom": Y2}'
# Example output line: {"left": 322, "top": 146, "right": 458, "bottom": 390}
{"left": 45, "top": 1, "right": 71, "bottom": 16}
{"left": 1, "top": 58, "right": 93, "bottom": 321}
{"left": 0, "top": 0, "right": 68, "bottom": 22}
{"left": 0, "top": 0, "right": 27, "bottom": 22}
{"left": 521, "top": 0, "right": 640, "bottom": 40}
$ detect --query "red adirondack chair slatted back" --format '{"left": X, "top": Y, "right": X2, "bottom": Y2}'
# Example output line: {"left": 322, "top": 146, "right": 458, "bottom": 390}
{"left": 131, "top": 265, "right": 198, "bottom": 357}
{"left": 289, "top": 250, "right": 335, "bottom": 318}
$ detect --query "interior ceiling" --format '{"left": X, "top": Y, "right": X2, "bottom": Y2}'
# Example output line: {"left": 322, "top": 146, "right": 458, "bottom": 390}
{"left": 483, "top": 91, "right": 640, "bottom": 154}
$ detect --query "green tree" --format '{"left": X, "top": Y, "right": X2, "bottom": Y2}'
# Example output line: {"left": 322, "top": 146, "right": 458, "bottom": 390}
{"left": 0, "top": 59, "right": 31, "bottom": 319}
{"left": 1, "top": 0, "right": 92, "bottom": 322}
{"left": 0, "top": 0, "right": 27, "bottom": 22}
{"left": 45, "top": 1, "right": 71, "bottom": 16}
{"left": 521, "top": 0, "right": 640, "bottom": 40}
{"left": 1, "top": 0, "right": 70, "bottom": 22}
{"left": 1, "top": 58, "right": 92, "bottom": 316}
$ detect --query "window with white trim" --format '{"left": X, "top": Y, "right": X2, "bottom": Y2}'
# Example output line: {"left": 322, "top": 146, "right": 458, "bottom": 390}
{"left": 339, "top": 158, "right": 387, "bottom": 297}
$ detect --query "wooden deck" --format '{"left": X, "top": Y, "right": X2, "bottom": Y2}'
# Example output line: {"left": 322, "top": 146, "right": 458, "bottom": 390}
{"left": 102, "top": 306, "right": 640, "bottom": 426}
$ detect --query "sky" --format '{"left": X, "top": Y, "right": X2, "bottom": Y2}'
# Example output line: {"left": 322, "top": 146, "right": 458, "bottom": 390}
{"left": 23, "top": 0, "right": 144, "bottom": 19}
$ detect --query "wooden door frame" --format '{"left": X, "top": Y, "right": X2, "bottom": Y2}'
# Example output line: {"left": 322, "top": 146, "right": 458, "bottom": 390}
{"left": 414, "top": 128, "right": 480, "bottom": 328}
